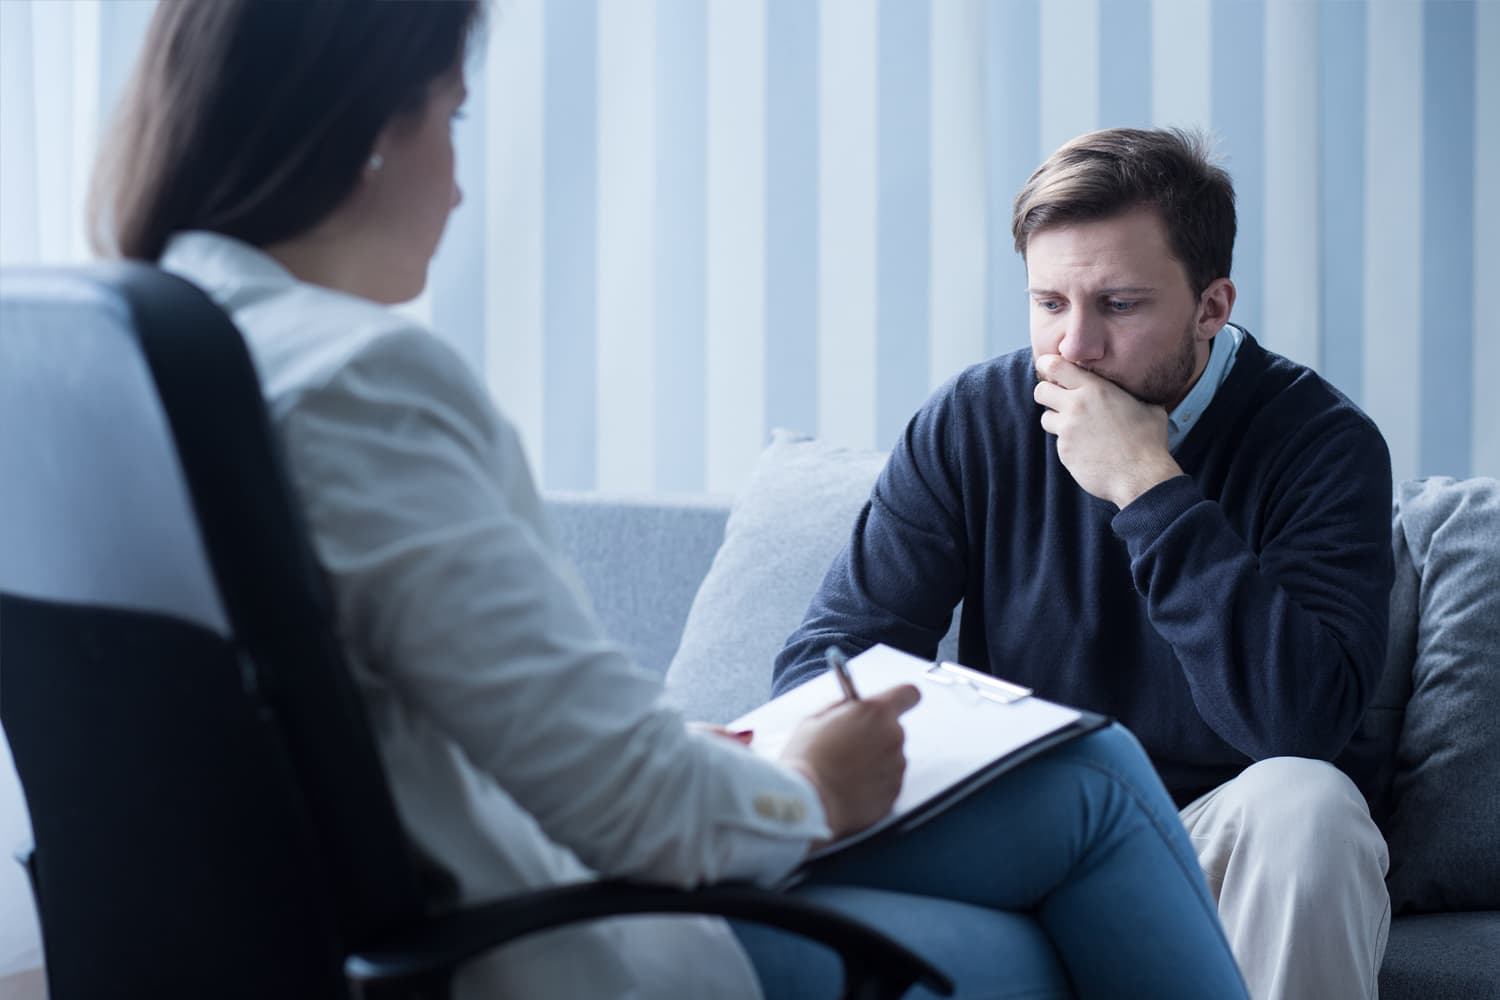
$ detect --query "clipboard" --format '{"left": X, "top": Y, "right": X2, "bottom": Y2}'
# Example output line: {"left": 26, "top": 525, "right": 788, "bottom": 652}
{"left": 730, "top": 644, "right": 1110, "bottom": 864}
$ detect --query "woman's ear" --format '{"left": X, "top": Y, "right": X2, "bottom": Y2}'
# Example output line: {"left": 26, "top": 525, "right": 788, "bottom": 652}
{"left": 1196, "top": 278, "right": 1236, "bottom": 338}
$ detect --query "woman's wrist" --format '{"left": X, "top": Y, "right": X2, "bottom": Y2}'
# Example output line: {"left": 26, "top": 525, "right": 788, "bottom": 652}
{"left": 785, "top": 757, "right": 844, "bottom": 840}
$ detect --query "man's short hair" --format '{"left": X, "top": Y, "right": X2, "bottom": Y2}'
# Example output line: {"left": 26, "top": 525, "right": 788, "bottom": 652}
{"left": 1011, "top": 127, "right": 1237, "bottom": 298}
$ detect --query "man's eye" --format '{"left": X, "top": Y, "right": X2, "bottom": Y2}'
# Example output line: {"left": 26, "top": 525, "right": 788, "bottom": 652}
{"left": 1107, "top": 299, "right": 1137, "bottom": 313}
{"left": 1036, "top": 299, "right": 1062, "bottom": 312}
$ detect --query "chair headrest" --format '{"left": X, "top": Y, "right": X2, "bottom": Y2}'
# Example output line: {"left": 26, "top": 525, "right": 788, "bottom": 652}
{"left": 0, "top": 265, "right": 230, "bottom": 634}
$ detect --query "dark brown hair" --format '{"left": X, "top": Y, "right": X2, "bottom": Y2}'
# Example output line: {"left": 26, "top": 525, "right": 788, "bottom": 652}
{"left": 90, "top": 0, "right": 484, "bottom": 261}
{"left": 1011, "top": 127, "right": 1236, "bottom": 297}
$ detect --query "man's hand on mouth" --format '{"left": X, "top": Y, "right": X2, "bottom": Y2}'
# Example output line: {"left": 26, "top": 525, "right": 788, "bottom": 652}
{"left": 1033, "top": 353, "right": 1184, "bottom": 509}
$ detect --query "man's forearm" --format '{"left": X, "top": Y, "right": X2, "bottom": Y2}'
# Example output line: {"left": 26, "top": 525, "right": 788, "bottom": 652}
{"left": 1112, "top": 476, "right": 1391, "bottom": 760}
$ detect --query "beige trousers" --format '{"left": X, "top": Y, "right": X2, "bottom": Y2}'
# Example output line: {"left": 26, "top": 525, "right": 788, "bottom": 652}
{"left": 1179, "top": 758, "right": 1391, "bottom": 1000}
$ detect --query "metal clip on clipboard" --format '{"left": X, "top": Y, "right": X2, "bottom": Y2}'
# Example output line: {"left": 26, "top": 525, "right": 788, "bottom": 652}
{"left": 920, "top": 661, "right": 1033, "bottom": 704}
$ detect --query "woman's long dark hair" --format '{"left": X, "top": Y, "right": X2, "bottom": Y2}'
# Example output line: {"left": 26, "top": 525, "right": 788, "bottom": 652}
{"left": 90, "top": 0, "right": 483, "bottom": 261}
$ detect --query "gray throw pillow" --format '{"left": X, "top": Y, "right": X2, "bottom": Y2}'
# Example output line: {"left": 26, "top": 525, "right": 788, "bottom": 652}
{"left": 663, "top": 431, "right": 889, "bottom": 723}
{"left": 1383, "top": 476, "right": 1500, "bottom": 913}
{"left": 664, "top": 430, "right": 962, "bottom": 723}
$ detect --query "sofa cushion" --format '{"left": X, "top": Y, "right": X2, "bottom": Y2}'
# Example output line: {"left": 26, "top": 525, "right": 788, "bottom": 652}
{"left": 664, "top": 431, "right": 962, "bottom": 724}
{"left": 1378, "top": 912, "right": 1500, "bottom": 1000}
{"left": 1383, "top": 477, "right": 1500, "bottom": 914}
{"left": 663, "top": 431, "right": 889, "bottom": 723}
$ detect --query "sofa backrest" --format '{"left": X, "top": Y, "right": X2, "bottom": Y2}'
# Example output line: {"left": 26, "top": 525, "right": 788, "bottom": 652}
{"left": 547, "top": 492, "right": 731, "bottom": 677}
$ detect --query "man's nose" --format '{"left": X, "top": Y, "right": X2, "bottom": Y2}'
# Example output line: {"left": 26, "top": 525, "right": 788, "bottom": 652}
{"left": 1058, "top": 312, "right": 1105, "bottom": 363}
{"left": 451, "top": 182, "right": 464, "bottom": 209}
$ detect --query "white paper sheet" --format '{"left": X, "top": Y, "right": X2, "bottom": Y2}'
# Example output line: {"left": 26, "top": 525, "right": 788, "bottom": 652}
{"left": 732, "top": 644, "right": 1085, "bottom": 859}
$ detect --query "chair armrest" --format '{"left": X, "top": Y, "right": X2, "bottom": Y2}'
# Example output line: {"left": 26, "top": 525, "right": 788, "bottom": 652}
{"left": 346, "top": 878, "right": 954, "bottom": 1000}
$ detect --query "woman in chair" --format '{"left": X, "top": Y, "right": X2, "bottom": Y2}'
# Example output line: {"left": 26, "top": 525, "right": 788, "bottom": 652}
{"left": 90, "top": 3, "right": 1246, "bottom": 998}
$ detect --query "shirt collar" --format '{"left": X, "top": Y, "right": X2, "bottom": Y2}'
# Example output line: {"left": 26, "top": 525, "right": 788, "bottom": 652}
{"left": 1167, "top": 323, "right": 1243, "bottom": 451}
{"left": 159, "top": 230, "right": 299, "bottom": 305}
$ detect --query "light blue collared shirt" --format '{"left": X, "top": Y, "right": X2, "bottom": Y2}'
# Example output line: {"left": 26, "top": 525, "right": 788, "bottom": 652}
{"left": 1167, "top": 324, "right": 1243, "bottom": 451}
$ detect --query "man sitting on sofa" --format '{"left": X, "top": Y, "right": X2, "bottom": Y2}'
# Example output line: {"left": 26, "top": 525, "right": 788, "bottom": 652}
{"left": 773, "top": 127, "right": 1395, "bottom": 1000}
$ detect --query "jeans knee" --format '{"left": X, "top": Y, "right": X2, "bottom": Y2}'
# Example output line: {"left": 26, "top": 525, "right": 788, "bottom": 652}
{"left": 1065, "top": 722, "right": 1149, "bottom": 770}
{"left": 1048, "top": 724, "right": 1180, "bottom": 831}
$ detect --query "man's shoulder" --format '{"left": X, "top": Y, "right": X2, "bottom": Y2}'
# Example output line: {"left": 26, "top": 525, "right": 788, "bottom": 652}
{"left": 1220, "top": 336, "right": 1391, "bottom": 487}
{"left": 890, "top": 347, "right": 1042, "bottom": 488}
{"left": 905, "top": 348, "right": 1040, "bottom": 461}
{"left": 1238, "top": 336, "right": 1385, "bottom": 446}
{"left": 938, "top": 347, "right": 1037, "bottom": 413}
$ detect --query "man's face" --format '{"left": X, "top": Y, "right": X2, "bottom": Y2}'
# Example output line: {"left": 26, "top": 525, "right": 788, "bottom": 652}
{"left": 1026, "top": 207, "right": 1212, "bottom": 410}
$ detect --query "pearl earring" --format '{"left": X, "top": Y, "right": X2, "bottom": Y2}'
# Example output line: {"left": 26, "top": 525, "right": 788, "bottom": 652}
{"left": 368, "top": 152, "right": 384, "bottom": 172}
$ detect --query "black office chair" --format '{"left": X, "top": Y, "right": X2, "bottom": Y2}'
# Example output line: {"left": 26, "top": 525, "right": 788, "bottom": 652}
{"left": 0, "top": 263, "right": 953, "bottom": 1000}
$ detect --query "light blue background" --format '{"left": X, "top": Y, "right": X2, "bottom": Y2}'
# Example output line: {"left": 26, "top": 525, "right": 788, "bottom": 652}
{"left": 1, "top": 0, "right": 1495, "bottom": 493}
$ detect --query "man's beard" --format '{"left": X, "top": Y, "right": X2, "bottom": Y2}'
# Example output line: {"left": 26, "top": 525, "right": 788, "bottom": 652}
{"left": 1120, "top": 326, "right": 1199, "bottom": 406}
{"left": 1035, "top": 324, "right": 1199, "bottom": 408}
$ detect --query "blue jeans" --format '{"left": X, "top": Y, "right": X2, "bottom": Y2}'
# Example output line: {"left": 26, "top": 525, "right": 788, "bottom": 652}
{"left": 733, "top": 724, "right": 1248, "bottom": 999}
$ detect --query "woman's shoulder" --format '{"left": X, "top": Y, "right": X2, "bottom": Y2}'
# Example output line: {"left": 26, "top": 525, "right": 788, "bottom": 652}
{"left": 230, "top": 282, "right": 519, "bottom": 470}
{"left": 240, "top": 282, "right": 466, "bottom": 399}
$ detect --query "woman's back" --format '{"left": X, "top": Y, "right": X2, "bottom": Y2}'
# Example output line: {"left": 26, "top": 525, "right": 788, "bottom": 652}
{"left": 162, "top": 229, "right": 815, "bottom": 999}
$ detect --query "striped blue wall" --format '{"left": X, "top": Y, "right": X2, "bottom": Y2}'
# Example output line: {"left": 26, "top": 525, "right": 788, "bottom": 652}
{"left": 2, "top": 0, "right": 1496, "bottom": 493}
{"left": 451, "top": 0, "right": 1498, "bottom": 492}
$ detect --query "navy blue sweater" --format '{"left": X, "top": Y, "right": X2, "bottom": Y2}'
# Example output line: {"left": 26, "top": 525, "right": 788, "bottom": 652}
{"left": 773, "top": 334, "right": 1394, "bottom": 806}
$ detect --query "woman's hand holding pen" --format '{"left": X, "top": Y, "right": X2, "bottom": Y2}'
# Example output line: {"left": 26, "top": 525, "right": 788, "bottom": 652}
{"left": 779, "top": 684, "right": 921, "bottom": 841}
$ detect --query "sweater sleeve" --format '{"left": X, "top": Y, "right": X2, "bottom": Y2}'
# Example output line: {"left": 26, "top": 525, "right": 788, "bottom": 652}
{"left": 1110, "top": 419, "right": 1393, "bottom": 761}
{"left": 773, "top": 385, "right": 970, "bottom": 695}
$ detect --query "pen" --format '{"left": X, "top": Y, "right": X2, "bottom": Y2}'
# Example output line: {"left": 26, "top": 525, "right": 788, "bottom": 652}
{"left": 824, "top": 646, "right": 861, "bottom": 702}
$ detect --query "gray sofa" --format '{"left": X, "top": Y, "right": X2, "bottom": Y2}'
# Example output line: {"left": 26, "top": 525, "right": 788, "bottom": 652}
{"left": 546, "top": 433, "right": 1500, "bottom": 999}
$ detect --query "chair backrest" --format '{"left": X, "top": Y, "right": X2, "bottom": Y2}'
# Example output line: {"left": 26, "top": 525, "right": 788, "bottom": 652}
{"left": 0, "top": 263, "right": 433, "bottom": 998}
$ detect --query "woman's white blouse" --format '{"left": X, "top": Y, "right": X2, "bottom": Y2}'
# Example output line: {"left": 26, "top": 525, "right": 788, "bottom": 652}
{"left": 161, "top": 232, "right": 829, "bottom": 1000}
